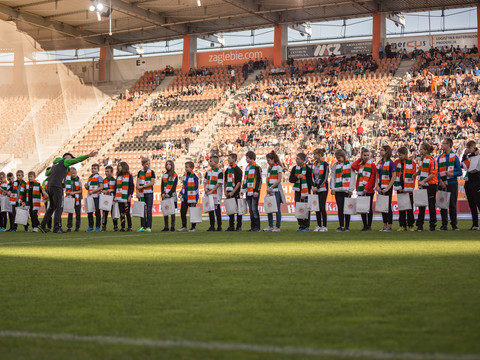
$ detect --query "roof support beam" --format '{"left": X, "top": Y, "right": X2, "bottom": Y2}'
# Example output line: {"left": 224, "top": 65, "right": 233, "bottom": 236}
{"left": 221, "top": 0, "right": 278, "bottom": 24}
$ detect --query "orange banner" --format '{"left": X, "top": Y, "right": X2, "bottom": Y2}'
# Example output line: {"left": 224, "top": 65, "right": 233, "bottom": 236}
{"left": 196, "top": 47, "right": 274, "bottom": 67}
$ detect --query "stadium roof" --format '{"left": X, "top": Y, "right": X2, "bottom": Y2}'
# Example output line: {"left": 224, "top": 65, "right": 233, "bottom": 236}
{"left": 0, "top": 0, "right": 477, "bottom": 52}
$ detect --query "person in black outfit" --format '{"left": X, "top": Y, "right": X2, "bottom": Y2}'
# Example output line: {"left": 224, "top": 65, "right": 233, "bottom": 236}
{"left": 224, "top": 153, "right": 243, "bottom": 231}
{"left": 39, "top": 151, "right": 97, "bottom": 233}
{"left": 462, "top": 141, "right": 480, "bottom": 230}
{"left": 289, "top": 153, "right": 313, "bottom": 231}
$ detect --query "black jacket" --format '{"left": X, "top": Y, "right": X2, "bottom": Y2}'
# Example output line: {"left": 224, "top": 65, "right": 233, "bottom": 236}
{"left": 289, "top": 165, "right": 313, "bottom": 192}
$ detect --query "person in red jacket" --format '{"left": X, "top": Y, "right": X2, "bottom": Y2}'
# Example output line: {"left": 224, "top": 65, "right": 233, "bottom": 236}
{"left": 351, "top": 148, "right": 377, "bottom": 231}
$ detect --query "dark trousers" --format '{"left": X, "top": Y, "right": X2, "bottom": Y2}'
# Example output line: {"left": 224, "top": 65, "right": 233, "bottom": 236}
{"left": 315, "top": 191, "right": 328, "bottom": 227}
{"left": 102, "top": 210, "right": 118, "bottom": 229}
{"left": 381, "top": 188, "right": 393, "bottom": 225}
{"left": 181, "top": 201, "right": 196, "bottom": 229}
{"left": 246, "top": 195, "right": 260, "bottom": 230}
{"left": 41, "top": 186, "right": 64, "bottom": 231}
{"left": 228, "top": 196, "right": 242, "bottom": 229}
{"left": 465, "top": 181, "right": 480, "bottom": 227}
{"left": 141, "top": 193, "right": 154, "bottom": 229}
{"left": 88, "top": 197, "right": 101, "bottom": 229}
{"left": 416, "top": 184, "right": 437, "bottom": 230}
{"left": 440, "top": 182, "right": 458, "bottom": 227}
{"left": 398, "top": 192, "right": 415, "bottom": 228}
{"left": 12, "top": 206, "right": 28, "bottom": 231}
{"left": 335, "top": 192, "right": 350, "bottom": 228}
{"left": 68, "top": 204, "right": 82, "bottom": 230}
{"left": 295, "top": 191, "right": 310, "bottom": 229}
{"left": 209, "top": 204, "right": 222, "bottom": 228}
{"left": 119, "top": 201, "right": 132, "bottom": 229}
{"left": 164, "top": 214, "right": 176, "bottom": 229}
{"left": 8, "top": 210, "right": 14, "bottom": 230}
{"left": 0, "top": 211, "right": 7, "bottom": 228}
{"left": 361, "top": 193, "right": 374, "bottom": 228}
{"left": 43, "top": 201, "right": 52, "bottom": 229}
{"left": 29, "top": 208, "right": 39, "bottom": 229}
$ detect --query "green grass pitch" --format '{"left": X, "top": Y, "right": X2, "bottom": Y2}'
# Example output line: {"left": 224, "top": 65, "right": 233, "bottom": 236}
{"left": 0, "top": 216, "right": 479, "bottom": 360}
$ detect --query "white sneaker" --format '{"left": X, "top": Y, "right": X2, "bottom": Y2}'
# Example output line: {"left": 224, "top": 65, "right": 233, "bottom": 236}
{"left": 32, "top": 227, "right": 38, "bottom": 233}
{"left": 263, "top": 227, "right": 273, "bottom": 232}
{"left": 189, "top": 228, "right": 196, "bottom": 232}
{"left": 177, "top": 227, "right": 188, "bottom": 232}
{"left": 271, "top": 227, "right": 281, "bottom": 232}
{"left": 313, "top": 226, "right": 322, "bottom": 232}
{"left": 321, "top": 227, "right": 328, "bottom": 232}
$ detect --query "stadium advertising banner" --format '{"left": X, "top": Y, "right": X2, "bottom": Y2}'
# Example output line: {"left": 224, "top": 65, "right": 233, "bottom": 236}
{"left": 389, "top": 36, "right": 430, "bottom": 52}
{"left": 433, "top": 33, "right": 477, "bottom": 48}
{"left": 196, "top": 47, "right": 274, "bottom": 67}
{"left": 287, "top": 41, "right": 372, "bottom": 59}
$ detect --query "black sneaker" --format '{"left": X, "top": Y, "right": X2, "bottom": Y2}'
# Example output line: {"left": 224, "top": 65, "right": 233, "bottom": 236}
{"left": 438, "top": 225, "right": 448, "bottom": 231}
{"left": 161, "top": 227, "right": 169, "bottom": 232}
{"left": 207, "top": 227, "right": 216, "bottom": 231}
{"left": 53, "top": 229, "right": 66, "bottom": 234}
{"left": 37, "top": 226, "right": 46, "bottom": 234}
{"left": 216, "top": 227, "right": 223, "bottom": 232}
{"left": 226, "top": 227, "right": 235, "bottom": 232}
{"left": 469, "top": 226, "right": 479, "bottom": 231}
{"left": 66, "top": 228, "right": 71, "bottom": 233}
{"left": 452, "top": 226, "right": 460, "bottom": 231}
{"left": 119, "top": 228, "right": 126, "bottom": 232}
{"left": 126, "top": 228, "right": 132, "bottom": 232}
{"left": 74, "top": 228, "right": 80, "bottom": 232}
{"left": 235, "top": 227, "right": 242, "bottom": 232}
{"left": 360, "top": 227, "right": 367, "bottom": 232}
{"left": 336, "top": 227, "right": 345, "bottom": 232}
{"left": 429, "top": 228, "right": 436, "bottom": 232}
{"left": 101, "top": 227, "right": 107, "bottom": 232}
{"left": 416, "top": 227, "right": 423, "bottom": 232}
{"left": 170, "top": 227, "right": 175, "bottom": 232}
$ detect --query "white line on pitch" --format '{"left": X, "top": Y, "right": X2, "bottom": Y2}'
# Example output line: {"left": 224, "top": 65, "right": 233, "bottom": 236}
{"left": 0, "top": 234, "right": 138, "bottom": 246}
{"left": 0, "top": 330, "right": 478, "bottom": 360}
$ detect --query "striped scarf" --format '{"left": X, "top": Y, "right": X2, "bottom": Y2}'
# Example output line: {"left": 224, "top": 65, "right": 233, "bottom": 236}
{"left": 394, "top": 158, "right": 415, "bottom": 192}
{"left": 65, "top": 170, "right": 72, "bottom": 192}
{"left": 293, "top": 163, "right": 308, "bottom": 198}
{"left": 419, "top": 155, "right": 433, "bottom": 182}
{"left": 162, "top": 172, "right": 177, "bottom": 198}
{"left": 0, "top": 180, "right": 8, "bottom": 196}
{"left": 462, "top": 155, "right": 472, "bottom": 181}
{"left": 138, "top": 169, "right": 153, "bottom": 194}
{"left": 87, "top": 174, "right": 100, "bottom": 198}
{"left": 25, "top": 181, "right": 42, "bottom": 210}
{"left": 438, "top": 151, "right": 455, "bottom": 182}
{"left": 267, "top": 164, "right": 281, "bottom": 191}
{"left": 206, "top": 167, "right": 222, "bottom": 195}
{"left": 115, "top": 175, "right": 130, "bottom": 203}
{"left": 334, "top": 161, "right": 352, "bottom": 191}
{"left": 42, "top": 179, "right": 48, "bottom": 201}
{"left": 71, "top": 177, "right": 82, "bottom": 205}
{"left": 378, "top": 159, "right": 394, "bottom": 189}
{"left": 103, "top": 176, "right": 116, "bottom": 192}
{"left": 357, "top": 159, "right": 374, "bottom": 195}
{"left": 183, "top": 173, "right": 197, "bottom": 204}
{"left": 9, "top": 180, "right": 25, "bottom": 205}
{"left": 313, "top": 161, "right": 327, "bottom": 191}
{"left": 225, "top": 164, "right": 237, "bottom": 192}
{"left": 242, "top": 163, "right": 257, "bottom": 196}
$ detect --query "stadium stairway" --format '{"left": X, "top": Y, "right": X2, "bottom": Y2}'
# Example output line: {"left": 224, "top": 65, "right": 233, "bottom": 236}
{"left": 362, "top": 59, "right": 412, "bottom": 135}
{"left": 31, "top": 95, "right": 118, "bottom": 176}
{"left": 177, "top": 69, "right": 263, "bottom": 163}
{"left": 78, "top": 75, "right": 177, "bottom": 177}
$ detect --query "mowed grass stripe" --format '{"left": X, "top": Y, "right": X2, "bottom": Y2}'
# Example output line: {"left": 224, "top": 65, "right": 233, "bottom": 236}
{"left": 1, "top": 330, "right": 479, "bottom": 360}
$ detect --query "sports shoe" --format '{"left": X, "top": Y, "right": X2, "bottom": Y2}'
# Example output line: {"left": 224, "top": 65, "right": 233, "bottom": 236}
{"left": 189, "top": 228, "right": 196, "bottom": 232}
{"left": 66, "top": 228, "right": 72, "bottom": 233}
{"left": 271, "top": 227, "right": 281, "bottom": 232}
{"left": 344, "top": 228, "right": 350, "bottom": 232}
{"left": 415, "top": 228, "right": 423, "bottom": 232}
{"left": 101, "top": 227, "right": 107, "bottom": 232}
{"left": 297, "top": 228, "right": 304, "bottom": 232}
{"left": 145, "top": 228, "right": 152, "bottom": 233}
{"left": 263, "top": 226, "right": 273, "bottom": 232}
{"left": 95, "top": 228, "right": 100, "bottom": 232}
{"left": 119, "top": 228, "right": 126, "bottom": 232}
{"left": 384, "top": 228, "right": 393, "bottom": 232}
{"left": 207, "top": 227, "right": 216, "bottom": 232}
{"left": 235, "top": 227, "right": 242, "bottom": 232}
{"left": 217, "top": 227, "right": 223, "bottom": 232}
{"left": 336, "top": 227, "right": 344, "bottom": 232}
{"left": 0, "top": 228, "right": 5, "bottom": 232}
{"left": 429, "top": 228, "right": 436, "bottom": 232}
{"left": 469, "top": 226, "right": 479, "bottom": 230}
{"left": 32, "top": 227, "right": 38, "bottom": 233}
{"left": 137, "top": 227, "right": 145, "bottom": 233}
{"left": 408, "top": 226, "right": 415, "bottom": 232}
{"left": 438, "top": 225, "right": 448, "bottom": 231}
{"left": 379, "top": 226, "right": 387, "bottom": 232}
{"left": 452, "top": 226, "right": 460, "bottom": 231}
{"left": 170, "top": 228, "right": 175, "bottom": 232}
{"left": 313, "top": 226, "right": 322, "bottom": 232}
{"left": 225, "top": 227, "right": 235, "bottom": 232}
{"left": 74, "top": 228, "right": 80, "bottom": 232}
{"left": 86, "top": 227, "right": 94, "bottom": 232}
{"left": 161, "top": 227, "right": 169, "bottom": 232}
{"left": 397, "top": 227, "right": 406, "bottom": 232}
{"left": 126, "top": 228, "right": 132, "bottom": 232}
{"left": 10, "top": 229, "right": 16, "bottom": 233}
{"left": 177, "top": 227, "right": 188, "bottom": 232}
{"left": 321, "top": 226, "right": 328, "bottom": 232}
{"left": 302, "top": 227, "right": 310, "bottom": 232}
{"left": 114, "top": 227, "right": 119, "bottom": 232}
{"left": 53, "top": 229, "right": 66, "bottom": 234}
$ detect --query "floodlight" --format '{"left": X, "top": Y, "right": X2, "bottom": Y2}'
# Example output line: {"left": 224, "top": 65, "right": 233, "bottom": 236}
{"left": 89, "top": 4, "right": 95, "bottom": 11}
{"left": 96, "top": 2, "right": 104, "bottom": 11}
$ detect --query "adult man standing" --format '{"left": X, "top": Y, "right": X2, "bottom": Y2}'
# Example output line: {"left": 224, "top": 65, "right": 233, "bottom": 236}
{"left": 437, "top": 138, "right": 462, "bottom": 231}
{"left": 39, "top": 151, "right": 97, "bottom": 233}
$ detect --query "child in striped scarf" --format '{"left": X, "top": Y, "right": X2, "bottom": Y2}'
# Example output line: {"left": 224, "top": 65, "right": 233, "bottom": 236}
{"left": 10, "top": 170, "right": 27, "bottom": 232}
{"left": 289, "top": 153, "right": 312, "bottom": 232}
{"left": 161, "top": 160, "right": 178, "bottom": 232}
{"left": 241, "top": 151, "right": 262, "bottom": 232}
{"left": 136, "top": 158, "right": 156, "bottom": 233}
{"left": 395, "top": 147, "right": 416, "bottom": 232}
{"left": 101, "top": 165, "right": 117, "bottom": 232}
{"left": 375, "top": 145, "right": 396, "bottom": 232}
{"left": 265, "top": 151, "right": 283, "bottom": 232}
{"left": 224, "top": 153, "right": 243, "bottom": 232}
{"left": 461, "top": 140, "right": 480, "bottom": 230}
{"left": 23, "top": 171, "right": 42, "bottom": 232}
{"left": 178, "top": 161, "right": 199, "bottom": 232}
{"left": 352, "top": 148, "right": 376, "bottom": 231}
{"left": 415, "top": 142, "right": 438, "bottom": 232}
{"left": 5, "top": 172, "right": 15, "bottom": 232}
{"left": 115, "top": 162, "right": 134, "bottom": 232}
{"left": 205, "top": 155, "right": 224, "bottom": 232}
{"left": 66, "top": 167, "right": 83, "bottom": 232}
{"left": 85, "top": 164, "right": 104, "bottom": 232}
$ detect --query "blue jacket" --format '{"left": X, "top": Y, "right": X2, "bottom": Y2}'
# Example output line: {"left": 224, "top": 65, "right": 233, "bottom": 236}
{"left": 437, "top": 153, "right": 462, "bottom": 184}
{"left": 179, "top": 173, "right": 199, "bottom": 202}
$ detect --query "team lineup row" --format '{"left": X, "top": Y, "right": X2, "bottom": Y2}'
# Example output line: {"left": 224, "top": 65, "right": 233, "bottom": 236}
{"left": 0, "top": 139, "right": 479, "bottom": 234}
